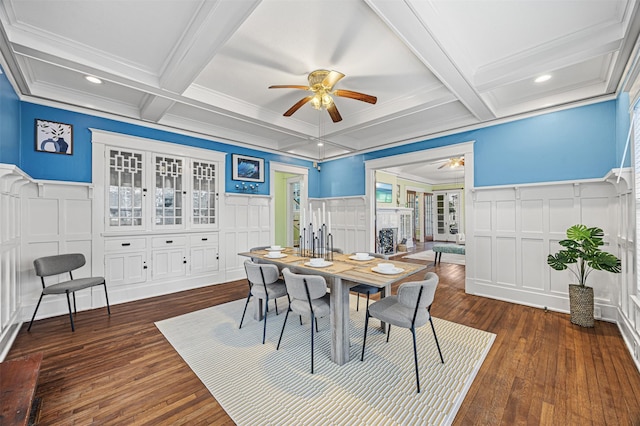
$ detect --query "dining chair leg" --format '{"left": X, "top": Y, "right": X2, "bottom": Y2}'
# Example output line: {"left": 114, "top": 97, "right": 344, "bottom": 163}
{"left": 360, "top": 310, "right": 370, "bottom": 361}
{"left": 411, "top": 326, "right": 420, "bottom": 393}
{"left": 356, "top": 292, "right": 360, "bottom": 311}
{"left": 276, "top": 308, "right": 291, "bottom": 350}
{"left": 262, "top": 296, "right": 269, "bottom": 344}
{"left": 72, "top": 291, "right": 77, "bottom": 314}
{"left": 274, "top": 299, "right": 279, "bottom": 315}
{"left": 310, "top": 312, "right": 315, "bottom": 374}
{"left": 365, "top": 292, "right": 371, "bottom": 311}
{"left": 65, "top": 291, "right": 75, "bottom": 332}
{"left": 315, "top": 317, "right": 319, "bottom": 332}
{"left": 238, "top": 290, "right": 252, "bottom": 329}
{"left": 429, "top": 317, "right": 445, "bottom": 363}
{"left": 386, "top": 325, "right": 392, "bottom": 342}
{"left": 27, "top": 293, "right": 44, "bottom": 332}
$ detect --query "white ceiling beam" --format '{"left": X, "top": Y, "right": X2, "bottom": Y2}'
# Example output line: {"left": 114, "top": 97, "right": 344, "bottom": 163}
{"left": 366, "top": 0, "right": 495, "bottom": 122}
{"left": 158, "top": 0, "right": 261, "bottom": 93}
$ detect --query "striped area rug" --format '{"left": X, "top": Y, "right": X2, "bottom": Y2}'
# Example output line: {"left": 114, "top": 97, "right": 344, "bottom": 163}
{"left": 156, "top": 297, "right": 494, "bottom": 425}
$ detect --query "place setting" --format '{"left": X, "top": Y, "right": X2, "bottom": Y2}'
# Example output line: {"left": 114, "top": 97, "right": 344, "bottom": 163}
{"left": 371, "top": 262, "right": 405, "bottom": 275}
{"left": 347, "top": 252, "right": 376, "bottom": 262}
{"left": 263, "top": 245, "right": 287, "bottom": 259}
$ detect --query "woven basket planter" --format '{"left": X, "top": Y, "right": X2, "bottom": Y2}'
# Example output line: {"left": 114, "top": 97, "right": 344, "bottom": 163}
{"left": 569, "top": 284, "right": 594, "bottom": 327}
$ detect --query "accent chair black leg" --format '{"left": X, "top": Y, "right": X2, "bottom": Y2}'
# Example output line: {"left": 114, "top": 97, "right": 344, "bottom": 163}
{"left": 262, "top": 296, "right": 269, "bottom": 344}
{"left": 430, "top": 317, "right": 445, "bottom": 363}
{"left": 27, "top": 293, "right": 44, "bottom": 332}
{"left": 361, "top": 310, "right": 370, "bottom": 361}
{"left": 310, "top": 312, "right": 315, "bottom": 374}
{"left": 412, "top": 326, "right": 420, "bottom": 393}
{"left": 239, "top": 290, "right": 252, "bottom": 329}
{"left": 277, "top": 308, "right": 291, "bottom": 350}
{"left": 103, "top": 283, "right": 111, "bottom": 315}
{"left": 66, "top": 291, "right": 75, "bottom": 332}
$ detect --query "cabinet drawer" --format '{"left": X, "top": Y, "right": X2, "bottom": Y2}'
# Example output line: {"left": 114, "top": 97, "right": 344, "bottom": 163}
{"left": 152, "top": 236, "right": 186, "bottom": 248}
{"left": 190, "top": 233, "right": 218, "bottom": 246}
{"left": 105, "top": 238, "right": 146, "bottom": 252}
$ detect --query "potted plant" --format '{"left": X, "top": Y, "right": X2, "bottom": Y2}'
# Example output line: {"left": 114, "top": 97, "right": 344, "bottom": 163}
{"left": 547, "top": 224, "right": 621, "bottom": 327}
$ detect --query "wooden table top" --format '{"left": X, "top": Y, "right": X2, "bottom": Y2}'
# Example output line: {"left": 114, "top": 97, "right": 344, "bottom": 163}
{"left": 239, "top": 249, "right": 426, "bottom": 288}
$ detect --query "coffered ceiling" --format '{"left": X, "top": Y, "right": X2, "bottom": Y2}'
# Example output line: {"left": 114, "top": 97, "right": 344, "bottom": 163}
{"left": 1, "top": 0, "right": 639, "bottom": 166}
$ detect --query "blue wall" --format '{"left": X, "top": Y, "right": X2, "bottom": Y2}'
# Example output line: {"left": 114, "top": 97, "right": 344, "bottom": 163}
{"left": 0, "top": 65, "right": 20, "bottom": 165}
{"left": 616, "top": 92, "right": 631, "bottom": 168}
{"left": 19, "top": 102, "right": 318, "bottom": 195}
{"left": 319, "top": 100, "right": 620, "bottom": 197}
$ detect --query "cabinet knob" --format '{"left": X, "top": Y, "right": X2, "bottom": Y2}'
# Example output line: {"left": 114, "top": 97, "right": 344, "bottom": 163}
{"left": 202, "top": 238, "right": 208, "bottom": 241}
{"left": 121, "top": 242, "right": 131, "bottom": 247}
{"left": 166, "top": 240, "right": 173, "bottom": 244}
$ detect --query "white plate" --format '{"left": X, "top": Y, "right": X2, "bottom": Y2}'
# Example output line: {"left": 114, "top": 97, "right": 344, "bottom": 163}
{"left": 372, "top": 266, "right": 404, "bottom": 275}
{"left": 349, "top": 255, "right": 374, "bottom": 261}
{"left": 264, "top": 253, "right": 287, "bottom": 259}
{"left": 304, "top": 261, "right": 333, "bottom": 268}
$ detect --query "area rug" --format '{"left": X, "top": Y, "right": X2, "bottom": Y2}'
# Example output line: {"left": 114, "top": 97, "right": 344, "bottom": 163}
{"left": 403, "top": 249, "right": 466, "bottom": 265}
{"left": 155, "top": 297, "right": 494, "bottom": 425}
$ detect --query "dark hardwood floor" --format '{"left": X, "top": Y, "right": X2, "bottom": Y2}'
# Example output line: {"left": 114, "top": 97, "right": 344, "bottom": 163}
{"left": 7, "top": 256, "right": 640, "bottom": 425}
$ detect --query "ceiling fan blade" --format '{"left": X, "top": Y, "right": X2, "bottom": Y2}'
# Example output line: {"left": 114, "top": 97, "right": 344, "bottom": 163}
{"left": 327, "top": 103, "right": 342, "bottom": 123}
{"left": 322, "top": 70, "right": 345, "bottom": 90}
{"left": 333, "top": 89, "right": 377, "bottom": 104}
{"left": 437, "top": 163, "right": 448, "bottom": 169}
{"left": 283, "top": 96, "right": 313, "bottom": 116}
{"left": 269, "top": 85, "right": 310, "bottom": 90}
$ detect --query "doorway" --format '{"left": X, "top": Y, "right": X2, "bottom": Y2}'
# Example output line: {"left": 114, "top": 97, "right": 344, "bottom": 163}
{"left": 270, "top": 163, "right": 308, "bottom": 248}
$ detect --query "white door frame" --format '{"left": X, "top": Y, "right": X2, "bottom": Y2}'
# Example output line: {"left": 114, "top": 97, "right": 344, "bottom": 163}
{"left": 270, "top": 162, "right": 308, "bottom": 245}
{"left": 286, "top": 175, "right": 303, "bottom": 247}
{"left": 364, "top": 141, "right": 474, "bottom": 286}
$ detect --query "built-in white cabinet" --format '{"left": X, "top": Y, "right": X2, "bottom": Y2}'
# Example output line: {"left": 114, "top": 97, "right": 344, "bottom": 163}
{"left": 433, "top": 190, "right": 462, "bottom": 241}
{"left": 92, "top": 130, "right": 225, "bottom": 297}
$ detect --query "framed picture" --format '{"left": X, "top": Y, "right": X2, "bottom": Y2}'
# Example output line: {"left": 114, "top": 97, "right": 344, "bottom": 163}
{"left": 232, "top": 154, "right": 264, "bottom": 182}
{"left": 35, "top": 119, "right": 73, "bottom": 155}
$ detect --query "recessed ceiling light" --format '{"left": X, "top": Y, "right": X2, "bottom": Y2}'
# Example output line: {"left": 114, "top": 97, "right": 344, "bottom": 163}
{"left": 85, "top": 75, "right": 102, "bottom": 84}
{"left": 534, "top": 74, "right": 551, "bottom": 83}
{"left": 317, "top": 142, "right": 324, "bottom": 147}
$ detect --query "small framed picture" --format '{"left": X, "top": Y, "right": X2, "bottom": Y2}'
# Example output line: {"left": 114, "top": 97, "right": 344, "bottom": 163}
{"left": 35, "top": 119, "right": 73, "bottom": 155}
{"left": 232, "top": 154, "right": 264, "bottom": 182}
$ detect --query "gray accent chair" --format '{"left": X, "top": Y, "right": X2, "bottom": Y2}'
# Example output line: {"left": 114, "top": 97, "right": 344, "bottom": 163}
{"left": 350, "top": 252, "right": 389, "bottom": 311}
{"left": 361, "top": 272, "right": 444, "bottom": 393}
{"left": 277, "top": 268, "right": 330, "bottom": 373}
{"left": 239, "top": 259, "right": 289, "bottom": 344}
{"left": 29, "top": 253, "right": 110, "bottom": 332}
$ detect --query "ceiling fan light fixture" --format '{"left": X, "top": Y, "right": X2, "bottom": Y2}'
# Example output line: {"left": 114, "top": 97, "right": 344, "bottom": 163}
{"left": 311, "top": 94, "right": 322, "bottom": 109}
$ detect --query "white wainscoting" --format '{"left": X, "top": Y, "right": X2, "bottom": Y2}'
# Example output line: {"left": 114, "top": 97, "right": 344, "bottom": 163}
{"left": 311, "top": 197, "right": 368, "bottom": 255}
{"left": 467, "top": 179, "right": 620, "bottom": 321}
{"left": 0, "top": 165, "right": 32, "bottom": 359}
{"left": 223, "top": 194, "right": 272, "bottom": 282}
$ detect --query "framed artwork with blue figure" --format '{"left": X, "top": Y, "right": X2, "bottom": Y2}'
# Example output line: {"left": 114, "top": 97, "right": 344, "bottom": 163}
{"left": 35, "top": 119, "right": 73, "bottom": 155}
{"left": 232, "top": 154, "right": 264, "bottom": 182}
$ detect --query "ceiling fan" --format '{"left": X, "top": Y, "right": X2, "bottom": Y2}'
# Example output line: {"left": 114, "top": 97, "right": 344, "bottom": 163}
{"left": 269, "top": 69, "right": 377, "bottom": 123}
{"left": 437, "top": 157, "right": 465, "bottom": 169}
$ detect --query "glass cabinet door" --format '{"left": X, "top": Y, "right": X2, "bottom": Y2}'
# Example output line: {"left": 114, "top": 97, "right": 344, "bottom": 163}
{"left": 436, "top": 193, "right": 446, "bottom": 235}
{"left": 108, "top": 149, "right": 144, "bottom": 229}
{"left": 448, "top": 192, "right": 459, "bottom": 235}
{"left": 154, "top": 155, "right": 184, "bottom": 227}
{"left": 192, "top": 160, "right": 218, "bottom": 226}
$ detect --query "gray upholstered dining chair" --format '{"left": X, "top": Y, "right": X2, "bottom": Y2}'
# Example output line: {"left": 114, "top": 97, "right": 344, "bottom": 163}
{"left": 361, "top": 272, "right": 444, "bottom": 393}
{"left": 239, "top": 259, "right": 289, "bottom": 344}
{"left": 277, "top": 268, "right": 330, "bottom": 373}
{"left": 29, "top": 253, "right": 110, "bottom": 332}
{"left": 350, "top": 252, "right": 389, "bottom": 311}
{"left": 249, "top": 246, "right": 271, "bottom": 264}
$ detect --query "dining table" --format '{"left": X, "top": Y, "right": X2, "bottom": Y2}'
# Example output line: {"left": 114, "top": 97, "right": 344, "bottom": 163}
{"left": 238, "top": 248, "right": 427, "bottom": 365}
